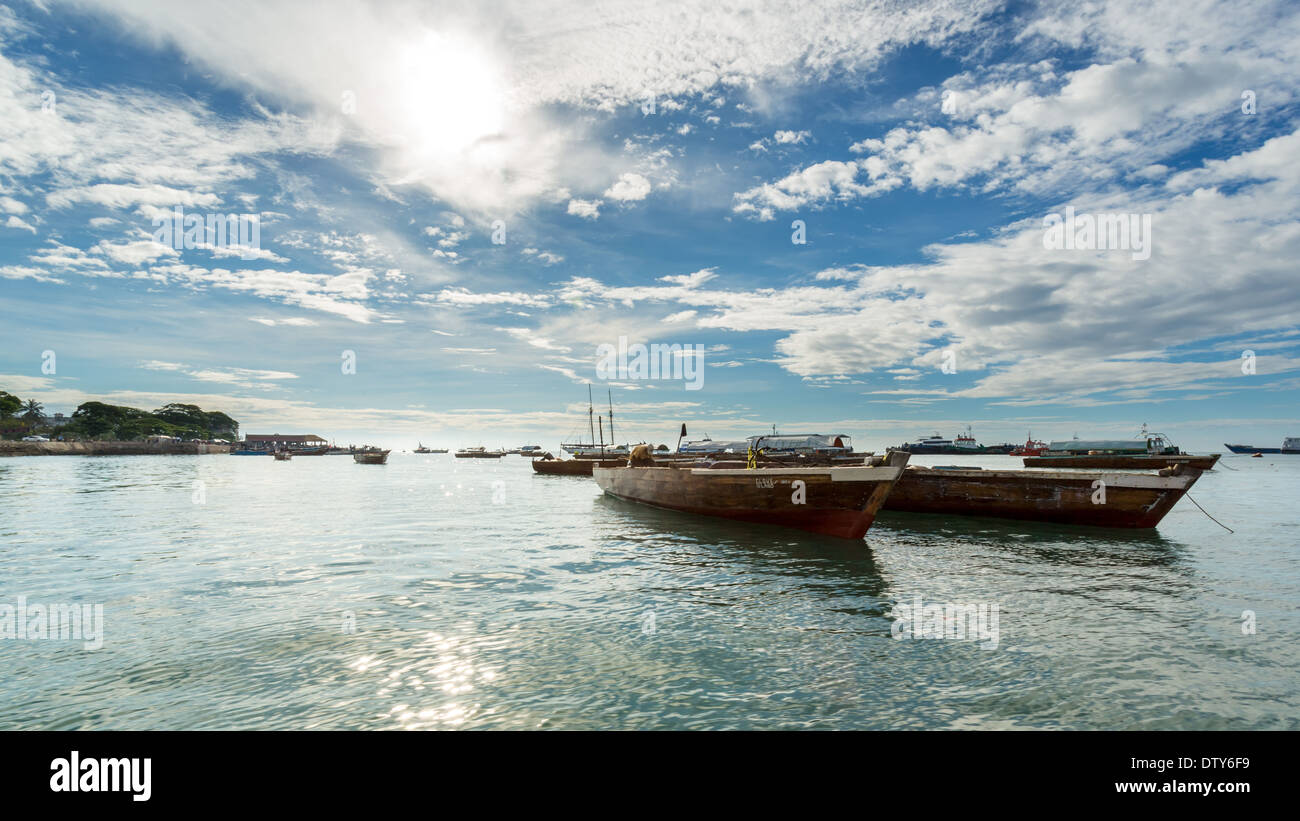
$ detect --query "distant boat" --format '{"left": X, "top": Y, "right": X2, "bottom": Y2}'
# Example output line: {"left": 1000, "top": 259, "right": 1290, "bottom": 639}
{"left": 273, "top": 450, "right": 292, "bottom": 461}
{"left": 592, "top": 451, "right": 911, "bottom": 540}
{"left": 1024, "top": 428, "right": 1219, "bottom": 470}
{"left": 414, "top": 442, "right": 433, "bottom": 454}
{"left": 896, "top": 427, "right": 1016, "bottom": 455}
{"left": 1224, "top": 436, "right": 1300, "bottom": 454}
{"left": 560, "top": 386, "right": 631, "bottom": 457}
{"left": 884, "top": 463, "right": 1203, "bottom": 528}
{"left": 352, "top": 448, "right": 390, "bottom": 464}
{"left": 1010, "top": 433, "right": 1049, "bottom": 457}
{"left": 455, "top": 447, "right": 504, "bottom": 459}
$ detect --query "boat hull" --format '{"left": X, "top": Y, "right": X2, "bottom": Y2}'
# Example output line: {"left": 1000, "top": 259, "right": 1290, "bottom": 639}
{"left": 532, "top": 458, "right": 623, "bottom": 476}
{"left": 593, "top": 457, "right": 909, "bottom": 540}
{"left": 1023, "top": 453, "right": 1219, "bottom": 470}
{"left": 884, "top": 466, "right": 1202, "bottom": 528}
{"left": 353, "top": 450, "right": 390, "bottom": 464}
{"left": 455, "top": 452, "right": 504, "bottom": 459}
{"left": 1224, "top": 444, "right": 1287, "bottom": 454}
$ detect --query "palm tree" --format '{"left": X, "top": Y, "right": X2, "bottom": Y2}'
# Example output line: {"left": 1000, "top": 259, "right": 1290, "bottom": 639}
{"left": 20, "top": 399, "right": 44, "bottom": 424}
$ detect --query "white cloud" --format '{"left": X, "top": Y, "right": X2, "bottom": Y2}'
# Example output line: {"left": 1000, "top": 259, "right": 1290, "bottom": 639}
{"left": 773, "top": 129, "right": 810, "bottom": 144}
{"left": 567, "top": 198, "right": 601, "bottom": 219}
{"left": 603, "top": 172, "right": 652, "bottom": 202}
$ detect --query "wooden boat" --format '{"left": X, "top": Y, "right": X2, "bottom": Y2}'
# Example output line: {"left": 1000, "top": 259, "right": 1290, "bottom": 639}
{"left": 592, "top": 451, "right": 910, "bottom": 540}
{"left": 352, "top": 449, "right": 390, "bottom": 465}
{"left": 883, "top": 463, "right": 1203, "bottom": 528}
{"left": 454, "top": 447, "right": 504, "bottom": 459}
{"left": 1023, "top": 453, "right": 1219, "bottom": 470}
{"left": 273, "top": 450, "right": 292, "bottom": 461}
{"left": 532, "top": 455, "right": 624, "bottom": 476}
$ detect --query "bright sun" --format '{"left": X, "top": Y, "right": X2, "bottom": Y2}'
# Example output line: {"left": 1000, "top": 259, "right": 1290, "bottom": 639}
{"left": 393, "top": 30, "right": 505, "bottom": 158}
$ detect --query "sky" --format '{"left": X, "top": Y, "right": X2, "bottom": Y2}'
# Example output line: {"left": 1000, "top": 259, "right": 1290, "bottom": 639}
{"left": 1, "top": 0, "right": 1298, "bottom": 451}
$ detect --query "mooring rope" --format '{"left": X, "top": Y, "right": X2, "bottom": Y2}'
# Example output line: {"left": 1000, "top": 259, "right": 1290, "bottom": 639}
{"left": 1186, "top": 493, "right": 1234, "bottom": 533}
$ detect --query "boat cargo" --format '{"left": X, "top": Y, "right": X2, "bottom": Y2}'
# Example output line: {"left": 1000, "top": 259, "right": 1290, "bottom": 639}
{"left": 593, "top": 451, "right": 910, "bottom": 540}
{"left": 883, "top": 463, "right": 1203, "bottom": 528}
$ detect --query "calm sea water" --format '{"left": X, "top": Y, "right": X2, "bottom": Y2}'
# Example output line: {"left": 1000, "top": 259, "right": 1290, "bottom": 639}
{"left": 1, "top": 452, "right": 1296, "bottom": 730}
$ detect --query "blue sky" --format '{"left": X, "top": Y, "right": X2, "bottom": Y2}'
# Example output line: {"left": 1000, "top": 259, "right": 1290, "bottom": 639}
{"left": 1, "top": 0, "right": 1298, "bottom": 450}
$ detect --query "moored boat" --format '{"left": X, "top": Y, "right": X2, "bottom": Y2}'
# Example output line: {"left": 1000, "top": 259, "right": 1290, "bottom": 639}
{"left": 896, "top": 427, "right": 1016, "bottom": 455}
{"left": 352, "top": 448, "right": 390, "bottom": 464}
{"left": 1024, "top": 427, "right": 1219, "bottom": 470}
{"left": 592, "top": 451, "right": 910, "bottom": 539}
{"left": 1024, "top": 452, "right": 1220, "bottom": 470}
{"left": 883, "top": 463, "right": 1203, "bottom": 528}
{"left": 1224, "top": 436, "right": 1300, "bottom": 454}
{"left": 273, "top": 450, "right": 292, "bottom": 461}
{"left": 455, "top": 446, "right": 504, "bottom": 458}
{"left": 532, "top": 455, "right": 625, "bottom": 475}
{"left": 1010, "top": 433, "right": 1049, "bottom": 457}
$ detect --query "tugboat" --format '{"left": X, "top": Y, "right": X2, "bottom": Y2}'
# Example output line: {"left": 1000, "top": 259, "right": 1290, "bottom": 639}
{"left": 1010, "top": 433, "right": 1050, "bottom": 457}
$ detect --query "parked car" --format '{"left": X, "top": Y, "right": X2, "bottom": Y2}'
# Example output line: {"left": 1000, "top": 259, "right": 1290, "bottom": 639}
{"left": 22, "top": 435, "right": 50, "bottom": 442}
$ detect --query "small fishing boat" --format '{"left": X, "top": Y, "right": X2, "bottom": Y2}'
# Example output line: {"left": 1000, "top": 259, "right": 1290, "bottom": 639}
{"left": 273, "top": 450, "right": 292, "bottom": 461}
{"left": 455, "top": 446, "right": 504, "bottom": 459}
{"left": 883, "top": 463, "right": 1203, "bottom": 528}
{"left": 593, "top": 451, "right": 910, "bottom": 540}
{"left": 352, "top": 448, "right": 390, "bottom": 465}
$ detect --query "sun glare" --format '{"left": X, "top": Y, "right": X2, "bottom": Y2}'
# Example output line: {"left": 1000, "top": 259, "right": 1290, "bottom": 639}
{"left": 394, "top": 30, "right": 504, "bottom": 158}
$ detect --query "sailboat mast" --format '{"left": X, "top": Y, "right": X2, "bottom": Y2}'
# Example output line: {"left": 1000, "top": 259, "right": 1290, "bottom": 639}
{"left": 587, "top": 384, "right": 595, "bottom": 447}
{"left": 608, "top": 389, "right": 615, "bottom": 447}
{"left": 597, "top": 416, "right": 605, "bottom": 455}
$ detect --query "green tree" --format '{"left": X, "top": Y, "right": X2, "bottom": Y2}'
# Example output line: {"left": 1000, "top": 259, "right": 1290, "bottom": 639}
{"left": 0, "top": 391, "right": 21, "bottom": 418}
{"left": 20, "top": 399, "right": 44, "bottom": 424}
{"left": 69, "top": 402, "right": 127, "bottom": 439}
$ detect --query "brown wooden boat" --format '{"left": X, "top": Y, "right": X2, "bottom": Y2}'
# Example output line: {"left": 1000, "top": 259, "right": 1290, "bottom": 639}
{"left": 532, "top": 456, "right": 624, "bottom": 476}
{"left": 1022, "top": 453, "right": 1219, "bottom": 470}
{"left": 592, "top": 451, "right": 910, "bottom": 539}
{"left": 352, "top": 449, "right": 390, "bottom": 465}
{"left": 884, "top": 464, "right": 1203, "bottom": 528}
{"left": 273, "top": 450, "right": 292, "bottom": 461}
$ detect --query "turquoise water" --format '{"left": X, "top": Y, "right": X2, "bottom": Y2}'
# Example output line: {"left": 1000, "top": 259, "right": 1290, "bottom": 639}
{"left": 0, "top": 452, "right": 1296, "bottom": 730}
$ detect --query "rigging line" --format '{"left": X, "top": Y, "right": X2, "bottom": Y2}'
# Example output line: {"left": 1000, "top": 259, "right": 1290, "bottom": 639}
{"left": 1186, "top": 493, "right": 1234, "bottom": 533}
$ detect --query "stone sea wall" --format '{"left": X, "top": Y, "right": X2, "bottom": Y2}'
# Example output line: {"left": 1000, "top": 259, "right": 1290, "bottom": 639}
{"left": 0, "top": 441, "right": 231, "bottom": 457}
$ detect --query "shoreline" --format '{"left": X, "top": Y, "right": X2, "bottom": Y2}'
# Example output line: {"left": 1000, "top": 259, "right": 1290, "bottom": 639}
{"left": 0, "top": 441, "right": 231, "bottom": 457}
